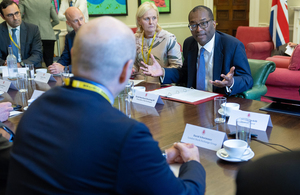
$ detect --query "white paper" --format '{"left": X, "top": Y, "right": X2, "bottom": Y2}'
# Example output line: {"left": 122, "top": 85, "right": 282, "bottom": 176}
{"left": 181, "top": 124, "right": 226, "bottom": 151}
{"left": 285, "top": 45, "right": 294, "bottom": 56}
{"left": 149, "top": 86, "right": 219, "bottom": 103}
{"left": 0, "top": 79, "right": 11, "bottom": 92}
{"left": 30, "top": 90, "right": 45, "bottom": 100}
{"left": 132, "top": 90, "right": 164, "bottom": 107}
{"left": 34, "top": 72, "right": 51, "bottom": 83}
{"left": 9, "top": 110, "right": 23, "bottom": 117}
{"left": 227, "top": 110, "right": 273, "bottom": 131}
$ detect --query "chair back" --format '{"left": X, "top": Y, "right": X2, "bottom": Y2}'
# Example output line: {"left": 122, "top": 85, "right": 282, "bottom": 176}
{"left": 236, "top": 26, "right": 272, "bottom": 49}
{"left": 236, "top": 59, "right": 276, "bottom": 100}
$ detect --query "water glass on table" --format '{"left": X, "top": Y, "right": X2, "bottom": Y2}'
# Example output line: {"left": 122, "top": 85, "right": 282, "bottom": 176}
{"left": 214, "top": 97, "right": 227, "bottom": 123}
{"left": 17, "top": 73, "right": 28, "bottom": 93}
{"left": 25, "top": 64, "right": 34, "bottom": 80}
{"left": 236, "top": 118, "right": 251, "bottom": 146}
{"left": 118, "top": 94, "right": 131, "bottom": 118}
{"left": 60, "top": 66, "right": 70, "bottom": 85}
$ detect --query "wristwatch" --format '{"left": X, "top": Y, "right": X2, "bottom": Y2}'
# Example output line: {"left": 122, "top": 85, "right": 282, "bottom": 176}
{"left": 20, "top": 61, "right": 25, "bottom": 67}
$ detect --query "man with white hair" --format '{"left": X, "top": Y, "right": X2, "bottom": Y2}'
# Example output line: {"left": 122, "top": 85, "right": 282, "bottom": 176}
{"left": 6, "top": 17, "right": 206, "bottom": 194}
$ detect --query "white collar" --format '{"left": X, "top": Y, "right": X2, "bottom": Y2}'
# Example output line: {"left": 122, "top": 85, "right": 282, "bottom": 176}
{"left": 197, "top": 34, "right": 215, "bottom": 53}
{"left": 7, "top": 23, "right": 20, "bottom": 33}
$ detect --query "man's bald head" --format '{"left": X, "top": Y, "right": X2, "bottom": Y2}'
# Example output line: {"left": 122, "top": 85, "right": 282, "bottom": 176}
{"left": 65, "top": 7, "right": 85, "bottom": 32}
{"left": 72, "top": 16, "right": 136, "bottom": 96}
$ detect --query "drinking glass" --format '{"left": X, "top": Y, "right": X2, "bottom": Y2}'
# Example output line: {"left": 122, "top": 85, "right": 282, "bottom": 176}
{"left": 236, "top": 118, "right": 251, "bottom": 146}
{"left": 214, "top": 97, "right": 227, "bottom": 123}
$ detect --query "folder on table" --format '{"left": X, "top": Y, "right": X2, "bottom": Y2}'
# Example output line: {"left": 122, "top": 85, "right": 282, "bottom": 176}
{"left": 148, "top": 86, "right": 223, "bottom": 105}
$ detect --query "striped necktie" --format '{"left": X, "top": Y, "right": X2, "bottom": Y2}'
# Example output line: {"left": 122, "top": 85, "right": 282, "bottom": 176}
{"left": 11, "top": 28, "right": 19, "bottom": 61}
{"left": 196, "top": 47, "right": 206, "bottom": 90}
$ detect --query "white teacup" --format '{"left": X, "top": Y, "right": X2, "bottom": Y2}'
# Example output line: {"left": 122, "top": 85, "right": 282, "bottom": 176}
{"left": 36, "top": 68, "right": 47, "bottom": 73}
{"left": 221, "top": 102, "right": 240, "bottom": 116}
{"left": 223, "top": 139, "right": 250, "bottom": 158}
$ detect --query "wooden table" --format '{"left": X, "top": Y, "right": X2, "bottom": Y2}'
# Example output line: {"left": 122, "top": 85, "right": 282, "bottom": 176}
{"left": 2, "top": 80, "right": 300, "bottom": 195}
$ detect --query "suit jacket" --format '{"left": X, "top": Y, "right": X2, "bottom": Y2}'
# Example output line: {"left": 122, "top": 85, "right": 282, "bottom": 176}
{"left": 19, "top": 0, "right": 59, "bottom": 40}
{"left": 164, "top": 31, "right": 253, "bottom": 95}
{"left": 0, "top": 21, "right": 42, "bottom": 67}
{"left": 0, "top": 135, "right": 12, "bottom": 195}
{"left": 57, "top": 30, "right": 74, "bottom": 72}
{"left": 236, "top": 151, "right": 300, "bottom": 195}
{"left": 6, "top": 77, "right": 206, "bottom": 195}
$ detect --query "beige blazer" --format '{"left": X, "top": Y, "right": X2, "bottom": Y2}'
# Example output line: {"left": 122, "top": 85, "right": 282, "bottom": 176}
{"left": 19, "top": 0, "right": 59, "bottom": 40}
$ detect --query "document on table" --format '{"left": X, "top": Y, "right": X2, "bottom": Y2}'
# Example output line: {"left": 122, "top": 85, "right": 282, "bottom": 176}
{"left": 148, "top": 86, "right": 221, "bottom": 104}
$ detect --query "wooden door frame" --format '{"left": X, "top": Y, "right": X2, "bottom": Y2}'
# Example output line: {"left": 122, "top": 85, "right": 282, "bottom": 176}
{"left": 204, "top": 0, "right": 260, "bottom": 27}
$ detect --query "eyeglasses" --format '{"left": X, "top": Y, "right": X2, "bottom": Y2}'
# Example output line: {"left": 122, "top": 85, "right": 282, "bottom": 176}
{"left": 6, "top": 11, "right": 20, "bottom": 18}
{"left": 188, "top": 19, "right": 213, "bottom": 31}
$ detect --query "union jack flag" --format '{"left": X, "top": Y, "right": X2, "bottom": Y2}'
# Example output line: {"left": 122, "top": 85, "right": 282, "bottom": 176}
{"left": 269, "top": 0, "right": 289, "bottom": 48}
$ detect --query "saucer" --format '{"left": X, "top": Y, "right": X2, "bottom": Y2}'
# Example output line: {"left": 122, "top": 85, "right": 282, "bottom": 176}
{"left": 216, "top": 148, "right": 254, "bottom": 162}
{"left": 218, "top": 108, "right": 229, "bottom": 117}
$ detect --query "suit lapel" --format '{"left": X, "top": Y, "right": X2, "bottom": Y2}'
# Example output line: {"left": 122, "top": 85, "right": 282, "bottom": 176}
{"left": 20, "top": 22, "right": 27, "bottom": 60}
{"left": 213, "top": 32, "right": 224, "bottom": 91}
{"left": 1, "top": 22, "right": 11, "bottom": 51}
{"left": 187, "top": 40, "right": 198, "bottom": 88}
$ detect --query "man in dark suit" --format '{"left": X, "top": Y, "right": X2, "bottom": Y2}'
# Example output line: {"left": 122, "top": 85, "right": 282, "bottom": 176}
{"left": 48, "top": 7, "right": 85, "bottom": 74}
{"left": 142, "top": 5, "right": 253, "bottom": 95}
{"left": 6, "top": 16, "right": 206, "bottom": 194}
{"left": 0, "top": 0, "right": 42, "bottom": 68}
{"left": 236, "top": 151, "right": 300, "bottom": 195}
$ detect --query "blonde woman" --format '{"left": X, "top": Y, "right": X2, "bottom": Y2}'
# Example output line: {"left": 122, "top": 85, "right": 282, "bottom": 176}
{"left": 133, "top": 2, "right": 182, "bottom": 83}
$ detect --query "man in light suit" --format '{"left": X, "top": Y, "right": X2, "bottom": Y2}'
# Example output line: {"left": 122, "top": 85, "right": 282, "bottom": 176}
{"left": 142, "top": 5, "right": 253, "bottom": 95}
{"left": 6, "top": 17, "right": 206, "bottom": 194}
{"left": 0, "top": 0, "right": 42, "bottom": 68}
{"left": 48, "top": 7, "right": 85, "bottom": 74}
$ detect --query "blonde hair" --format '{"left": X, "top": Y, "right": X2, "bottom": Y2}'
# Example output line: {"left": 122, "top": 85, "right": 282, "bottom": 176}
{"left": 136, "top": 2, "right": 162, "bottom": 33}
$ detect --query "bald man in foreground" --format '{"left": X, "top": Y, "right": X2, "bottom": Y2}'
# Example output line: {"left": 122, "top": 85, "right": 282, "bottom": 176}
{"left": 6, "top": 17, "right": 206, "bottom": 194}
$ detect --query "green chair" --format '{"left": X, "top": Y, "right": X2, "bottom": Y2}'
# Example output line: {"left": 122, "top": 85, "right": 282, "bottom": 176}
{"left": 236, "top": 59, "right": 276, "bottom": 101}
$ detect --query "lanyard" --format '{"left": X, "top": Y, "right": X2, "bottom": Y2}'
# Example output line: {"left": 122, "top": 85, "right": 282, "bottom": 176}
{"left": 64, "top": 78, "right": 111, "bottom": 104}
{"left": 9, "top": 32, "right": 20, "bottom": 50}
{"left": 141, "top": 31, "right": 157, "bottom": 64}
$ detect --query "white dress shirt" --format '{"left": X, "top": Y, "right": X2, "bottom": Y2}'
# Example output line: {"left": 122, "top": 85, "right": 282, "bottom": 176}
{"left": 7, "top": 24, "right": 21, "bottom": 62}
{"left": 197, "top": 34, "right": 215, "bottom": 92}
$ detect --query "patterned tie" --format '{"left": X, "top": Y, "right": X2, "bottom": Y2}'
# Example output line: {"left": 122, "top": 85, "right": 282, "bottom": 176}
{"left": 69, "top": 0, "right": 73, "bottom": 6}
{"left": 196, "top": 47, "right": 206, "bottom": 90}
{"left": 11, "top": 28, "right": 19, "bottom": 61}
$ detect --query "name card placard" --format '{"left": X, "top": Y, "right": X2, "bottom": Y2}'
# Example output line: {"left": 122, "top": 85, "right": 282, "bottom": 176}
{"left": 228, "top": 110, "right": 273, "bottom": 131}
{"left": 34, "top": 72, "right": 51, "bottom": 83}
{"left": 181, "top": 124, "right": 227, "bottom": 151}
{"left": 132, "top": 90, "right": 164, "bottom": 107}
{"left": 0, "top": 79, "right": 11, "bottom": 92}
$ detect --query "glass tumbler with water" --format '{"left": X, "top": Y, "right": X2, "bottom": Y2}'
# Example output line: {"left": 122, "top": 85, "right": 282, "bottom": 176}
{"left": 214, "top": 97, "right": 227, "bottom": 123}
{"left": 236, "top": 118, "right": 251, "bottom": 146}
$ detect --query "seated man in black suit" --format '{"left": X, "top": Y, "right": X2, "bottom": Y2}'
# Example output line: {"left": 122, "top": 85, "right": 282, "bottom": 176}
{"left": 236, "top": 151, "right": 300, "bottom": 195}
{"left": 48, "top": 7, "right": 86, "bottom": 74}
{"left": 141, "top": 5, "right": 253, "bottom": 95}
{"left": 0, "top": 0, "right": 42, "bottom": 68}
{"left": 6, "top": 17, "right": 206, "bottom": 194}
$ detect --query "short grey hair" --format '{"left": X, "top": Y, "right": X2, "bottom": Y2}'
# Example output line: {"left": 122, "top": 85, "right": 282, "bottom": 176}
{"left": 72, "top": 17, "right": 136, "bottom": 87}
